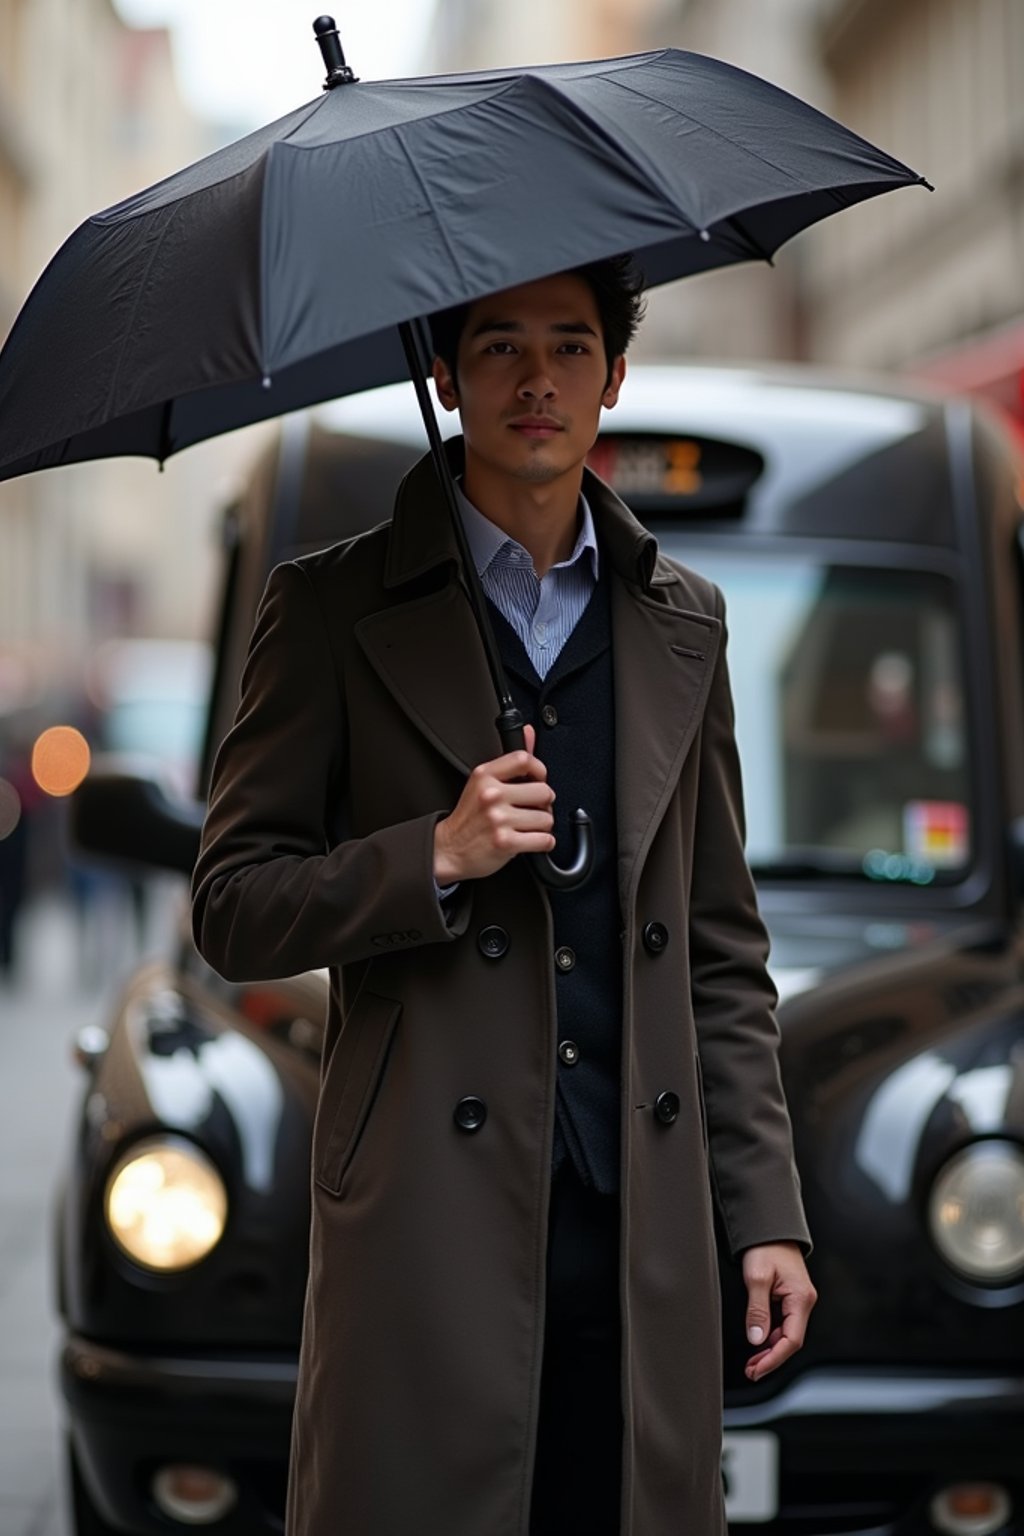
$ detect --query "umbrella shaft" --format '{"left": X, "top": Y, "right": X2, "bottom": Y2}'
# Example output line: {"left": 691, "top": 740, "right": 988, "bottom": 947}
{"left": 398, "top": 318, "right": 520, "bottom": 737}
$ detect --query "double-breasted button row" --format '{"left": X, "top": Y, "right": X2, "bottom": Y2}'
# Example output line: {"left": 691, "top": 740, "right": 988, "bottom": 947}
{"left": 654, "top": 1091, "right": 680, "bottom": 1124}
{"left": 642, "top": 921, "right": 669, "bottom": 955}
{"left": 453, "top": 1096, "right": 487, "bottom": 1132}
{"left": 478, "top": 926, "right": 509, "bottom": 960}
{"left": 484, "top": 929, "right": 661, "bottom": 965}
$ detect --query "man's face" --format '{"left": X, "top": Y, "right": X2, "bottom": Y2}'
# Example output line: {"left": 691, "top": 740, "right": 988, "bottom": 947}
{"left": 432, "top": 273, "right": 625, "bottom": 486}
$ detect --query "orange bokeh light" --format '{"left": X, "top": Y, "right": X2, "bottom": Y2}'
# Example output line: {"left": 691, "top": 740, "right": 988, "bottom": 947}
{"left": 31, "top": 726, "right": 91, "bottom": 797}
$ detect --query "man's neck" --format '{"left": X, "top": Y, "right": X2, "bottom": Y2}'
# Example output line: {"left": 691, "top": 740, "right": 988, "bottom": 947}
{"left": 462, "top": 455, "right": 583, "bottom": 578}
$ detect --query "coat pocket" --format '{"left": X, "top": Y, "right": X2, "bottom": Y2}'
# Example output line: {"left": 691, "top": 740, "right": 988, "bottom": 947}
{"left": 313, "top": 991, "right": 402, "bottom": 1196}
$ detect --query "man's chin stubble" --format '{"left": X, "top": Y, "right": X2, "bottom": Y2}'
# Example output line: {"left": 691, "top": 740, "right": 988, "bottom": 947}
{"left": 513, "top": 459, "right": 565, "bottom": 484}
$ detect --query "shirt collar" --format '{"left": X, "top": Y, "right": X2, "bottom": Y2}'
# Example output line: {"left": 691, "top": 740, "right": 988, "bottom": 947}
{"left": 454, "top": 479, "right": 599, "bottom": 581}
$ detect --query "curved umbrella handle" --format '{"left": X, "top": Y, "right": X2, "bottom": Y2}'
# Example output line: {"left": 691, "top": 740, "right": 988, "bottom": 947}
{"left": 496, "top": 709, "right": 594, "bottom": 891}
{"left": 533, "top": 807, "right": 595, "bottom": 890}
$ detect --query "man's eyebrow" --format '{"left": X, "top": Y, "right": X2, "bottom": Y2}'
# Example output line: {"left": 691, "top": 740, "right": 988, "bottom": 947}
{"left": 468, "top": 318, "right": 599, "bottom": 339}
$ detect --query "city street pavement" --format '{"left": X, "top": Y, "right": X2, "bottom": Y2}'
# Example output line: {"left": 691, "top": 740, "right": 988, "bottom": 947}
{"left": 0, "top": 888, "right": 181, "bottom": 1536}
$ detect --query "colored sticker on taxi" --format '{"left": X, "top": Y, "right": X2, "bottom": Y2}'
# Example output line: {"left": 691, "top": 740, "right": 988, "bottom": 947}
{"left": 903, "top": 800, "right": 969, "bottom": 867}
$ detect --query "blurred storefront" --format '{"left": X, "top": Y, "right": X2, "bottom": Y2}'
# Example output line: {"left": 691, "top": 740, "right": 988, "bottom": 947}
{"left": 910, "top": 317, "right": 1024, "bottom": 445}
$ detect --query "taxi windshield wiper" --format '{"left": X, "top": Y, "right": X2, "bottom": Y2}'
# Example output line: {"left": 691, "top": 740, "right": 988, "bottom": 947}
{"left": 750, "top": 849, "right": 875, "bottom": 880}
{"left": 752, "top": 847, "right": 948, "bottom": 885}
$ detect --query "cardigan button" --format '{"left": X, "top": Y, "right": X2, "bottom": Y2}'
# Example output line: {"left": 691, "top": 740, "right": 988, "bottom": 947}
{"left": 478, "top": 926, "right": 509, "bottom": 960}
{"left": 453, "top": 1096, "right": 487, "bottom": 1133}
{"left": 654, "top": 1091, "right": 680, "bottom": 1125}
{"left": 642, "top": 921, "right": 669, "bottom": 955}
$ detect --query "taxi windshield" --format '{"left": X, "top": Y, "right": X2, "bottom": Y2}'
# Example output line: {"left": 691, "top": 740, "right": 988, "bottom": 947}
{"left": 659, "top": 544, "right": 971, "bottom": 885}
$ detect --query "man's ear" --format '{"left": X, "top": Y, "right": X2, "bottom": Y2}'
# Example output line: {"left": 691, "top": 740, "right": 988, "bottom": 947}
{"left": 432, "top": 356, "right": 460, "bottom": 414}
{"left": 602, "top": 354, "right": 626, "bottom": 411}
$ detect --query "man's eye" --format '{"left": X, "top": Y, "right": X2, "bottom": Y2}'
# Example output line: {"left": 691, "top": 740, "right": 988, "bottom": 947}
{"left": 559, "top": 343, "right": 589, "bottom": 355}
{"left": 485, "top": 341, "right": 516, "bottom": 354}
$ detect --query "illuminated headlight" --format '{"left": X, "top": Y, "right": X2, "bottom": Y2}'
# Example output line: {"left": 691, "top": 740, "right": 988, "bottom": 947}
{"left": 928, "top": 1141, "right": 1024, "bottom": 1283}
{"left": 104, "top": 1137, "right": 227, "bottom": 1271}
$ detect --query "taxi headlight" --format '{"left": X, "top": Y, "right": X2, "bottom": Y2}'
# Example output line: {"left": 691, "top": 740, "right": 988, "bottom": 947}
{"left": 104, "top": 1137, "right": 227, "bottom": 1272}
{"left": 928, "top": 1140, "right": 1024, "bottom": 1283}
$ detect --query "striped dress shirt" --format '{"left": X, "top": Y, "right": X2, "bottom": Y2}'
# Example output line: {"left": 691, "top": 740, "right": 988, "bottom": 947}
{"left": 454, "top": 479, "right": 599, "bottom": 680}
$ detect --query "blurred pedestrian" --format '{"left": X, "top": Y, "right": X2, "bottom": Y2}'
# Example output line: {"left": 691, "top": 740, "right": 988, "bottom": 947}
{"left": 0, "top": 740, "right": 37, "bottom": 981}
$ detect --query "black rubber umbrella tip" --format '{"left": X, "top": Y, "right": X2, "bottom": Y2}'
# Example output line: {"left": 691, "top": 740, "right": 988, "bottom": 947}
{"left": 313, "top": 14, "right": 357, "bottom": 87}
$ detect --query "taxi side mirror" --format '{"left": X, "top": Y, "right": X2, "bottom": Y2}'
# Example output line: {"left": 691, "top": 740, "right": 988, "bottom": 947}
{"left": 71, "top": 756, "right": 204, "bottom": 877}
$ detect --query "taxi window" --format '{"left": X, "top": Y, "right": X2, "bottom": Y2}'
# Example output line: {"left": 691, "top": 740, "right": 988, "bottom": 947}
{"left": 659, "top": 544, "right": 970, "bottom": 884}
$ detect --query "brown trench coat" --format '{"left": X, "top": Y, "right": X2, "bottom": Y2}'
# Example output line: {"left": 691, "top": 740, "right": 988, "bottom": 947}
{"left": 192, "top": 440, "right": 811, "bottom": 1536}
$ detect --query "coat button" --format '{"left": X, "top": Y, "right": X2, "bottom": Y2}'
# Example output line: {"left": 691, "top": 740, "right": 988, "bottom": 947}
{"left": 478, "top": 926, "right": 509, "bottom": 960}
{"left": 555, "top": 945, "right": 576, "bottom": 972}
{"left": 453, "top": 1096, "right": 487, "bottom": 1132}
{"left": 541, "top": 704, "right": 559, "bottom": 727}
{"left": 642, "top": 921, "right": 669, "bottom": 955}
{"left": 558, "top": 1040, "right": 579, "bottom": 1066}
{"left": 654, "top": 1091, "right": 680, "bottom": 1125}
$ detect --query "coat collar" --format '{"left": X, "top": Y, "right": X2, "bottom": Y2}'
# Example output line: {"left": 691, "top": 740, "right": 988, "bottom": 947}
{"left": 383, "top": 436, "right": 670, "bottom": 595}
{"left": 454, "top": 477, "right": 600, "bottom": 584}
{"left": 362, "top": 435, "right": 721, "bottom": 908}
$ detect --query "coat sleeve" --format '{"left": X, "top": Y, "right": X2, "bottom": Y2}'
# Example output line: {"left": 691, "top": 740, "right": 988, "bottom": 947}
{"left": 191, "top": 560, "right": 473, "bottom": 982}
{"left": 689, "top": 588, "right": 812, "bottom": 1259}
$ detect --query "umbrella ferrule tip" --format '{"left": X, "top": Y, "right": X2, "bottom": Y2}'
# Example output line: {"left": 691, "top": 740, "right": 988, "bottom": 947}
{"left": 313, "top": 13, "right": 358, "bottom": 88}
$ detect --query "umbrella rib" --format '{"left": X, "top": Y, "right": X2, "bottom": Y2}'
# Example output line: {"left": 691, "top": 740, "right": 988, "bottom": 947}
{"left": 602, "top": 74, "right": 813, "bottom": 196}
{"left": 522, "top": 73, "right": 699, "bottom": 236}
{"left": 604, "top": 69, "right": 918, "bottom": 196}
{"left": 716, "top": 215, "right": 775, "bottom": 265}
{"left": 103, "top": 199, "right": 185, "bottom": 424}
{"left": 282, "top": 77, "right": 523, "bottom": 156}
{"left": 91, "top": 94, "right": 330, "bottom": 229}
{"left": 391, "top": 127, "right": 470, "bottom": 289}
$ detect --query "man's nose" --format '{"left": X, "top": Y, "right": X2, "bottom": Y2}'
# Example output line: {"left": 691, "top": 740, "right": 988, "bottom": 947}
{"left": 517, "top": 372, "right": 557, "bottom": 401}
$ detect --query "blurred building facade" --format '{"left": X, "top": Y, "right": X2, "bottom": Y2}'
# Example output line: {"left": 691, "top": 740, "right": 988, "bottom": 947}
{"left": 428, "top": 0, "right": 675, "bottom": 71}
{"left": 810, "top": 0, "right": 1023, "bottom": 431}
{"left": 0, "top": 0, "right": 248, "bottom": 722}
{"left": 427, "top": 0, "right": 1024, "bottom": 432}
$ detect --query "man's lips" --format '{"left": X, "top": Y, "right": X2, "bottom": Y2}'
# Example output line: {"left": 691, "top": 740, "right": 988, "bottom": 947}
{"left": 508, "top": 418, "right": 564, "bottom": 437}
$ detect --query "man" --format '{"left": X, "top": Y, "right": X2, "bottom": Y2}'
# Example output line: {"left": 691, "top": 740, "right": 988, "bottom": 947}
{"left": 192, "top": 257, "right": 816, "bottom": 1536}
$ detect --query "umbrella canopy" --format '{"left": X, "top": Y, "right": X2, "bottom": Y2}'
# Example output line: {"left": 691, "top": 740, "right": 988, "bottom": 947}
{"left": 0, "top": 46, "right": 929, "bottom": 483}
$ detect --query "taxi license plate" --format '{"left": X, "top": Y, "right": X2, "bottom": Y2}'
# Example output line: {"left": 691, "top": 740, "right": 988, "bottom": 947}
{"left": 722, "top": 1431, "right": 779, "bottom": 1523}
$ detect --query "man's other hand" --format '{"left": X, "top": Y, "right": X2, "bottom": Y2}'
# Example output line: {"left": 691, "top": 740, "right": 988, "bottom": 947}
{"left": 740, "top": 1242, "right": 817, "bottom": 1382}
{"left": 434, "top": 723, "right": 556, "bottom": 883}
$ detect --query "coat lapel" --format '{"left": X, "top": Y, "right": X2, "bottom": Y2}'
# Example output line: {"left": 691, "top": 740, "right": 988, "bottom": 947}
{"left": 356, "top": 578, "right": 500, "bottom": 776}
{"left": 355, "top": 442, "right": 500, "bottom": 776}
{"left": 611, "top": 574, "right": 720, "bottom": 911}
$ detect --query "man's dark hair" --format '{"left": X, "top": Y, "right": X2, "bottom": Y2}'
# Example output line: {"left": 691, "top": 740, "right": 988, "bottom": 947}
{"left": 429, "top": 253, "right": 646, "bottom": 388}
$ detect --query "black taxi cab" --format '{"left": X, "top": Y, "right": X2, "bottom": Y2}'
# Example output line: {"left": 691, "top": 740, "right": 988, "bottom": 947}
{"left": 62, "top": 363, "right": 1024, "bottom": 1535}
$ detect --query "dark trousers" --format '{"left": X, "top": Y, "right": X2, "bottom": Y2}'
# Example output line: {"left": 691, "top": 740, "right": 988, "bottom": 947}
{"left": 529, "top": 1160, "right": 622, "bottom": 1536}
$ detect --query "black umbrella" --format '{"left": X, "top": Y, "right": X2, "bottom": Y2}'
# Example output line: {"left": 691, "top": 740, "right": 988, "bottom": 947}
{"left": 0, "top": 18, "right": 931, "bottom": 886}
